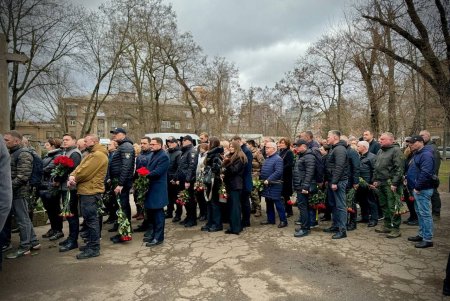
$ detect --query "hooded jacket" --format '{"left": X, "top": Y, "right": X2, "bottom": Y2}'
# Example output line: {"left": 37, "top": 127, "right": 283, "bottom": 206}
{"left": 373, "top": 143, "right": 404, "bottom": 186}
{"left": 71, "top": 143, "right": 108, "bottom": 195}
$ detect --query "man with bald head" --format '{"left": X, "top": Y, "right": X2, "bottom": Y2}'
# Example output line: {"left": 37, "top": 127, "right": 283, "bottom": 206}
{"left": 419, "top": 130, "right": 441, "bottom": 219}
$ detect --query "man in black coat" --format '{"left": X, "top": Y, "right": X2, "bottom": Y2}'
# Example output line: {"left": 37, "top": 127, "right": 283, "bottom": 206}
{"left": 342, "top": 136, "right": 360, "bottom": 231}
{"left": 324, "top": 130, "right": 349, "bottom": 239}
{"left": 176, "top": 135, "right": 198, "bottom": 227}
{"left": 166, "top": 137, "right": 182, "bottom": 221}
{"left": 108, "top": 128, "right": 135, "bottom": 234}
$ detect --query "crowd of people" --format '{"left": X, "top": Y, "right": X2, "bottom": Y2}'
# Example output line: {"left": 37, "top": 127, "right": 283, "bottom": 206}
{"left": 0, "top": 127, "right": 448, "bottom": 295}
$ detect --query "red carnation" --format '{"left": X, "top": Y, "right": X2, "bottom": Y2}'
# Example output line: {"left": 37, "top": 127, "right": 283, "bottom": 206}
{"left": 136, "top": 167, "right": 150, "bottom": 177}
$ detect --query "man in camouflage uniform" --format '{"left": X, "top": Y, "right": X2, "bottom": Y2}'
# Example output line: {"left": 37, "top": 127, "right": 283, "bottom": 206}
{"left": 373, "top": 132, "right": 404, "bottom": 238}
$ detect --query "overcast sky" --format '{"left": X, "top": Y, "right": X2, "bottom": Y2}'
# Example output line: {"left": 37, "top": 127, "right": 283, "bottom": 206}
{"left": 79, "top": 0, "right": 350, "bottom": 89}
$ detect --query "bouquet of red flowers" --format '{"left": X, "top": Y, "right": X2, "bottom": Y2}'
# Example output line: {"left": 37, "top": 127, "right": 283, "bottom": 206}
{"left": 176, "top": 189, "right": 190, "bottom": 206}
{"left": 134, "top": 167, "right": 150, "bottom": 207}
{"left": 116, "top": 196, "right": 132, "bottom": 242}
{"left": 51, "top": 156, "right": 75, "bottom": 177}
{"left": 219, "top": 184, "right": 228, "bottom": 203}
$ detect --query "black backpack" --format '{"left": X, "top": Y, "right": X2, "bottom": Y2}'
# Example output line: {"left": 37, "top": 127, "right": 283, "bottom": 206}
{"left": 306, "top": 147, "right": 325, "bottom": 184}
{"left": 12, "top": 148, "right": 44, "bottom": 187}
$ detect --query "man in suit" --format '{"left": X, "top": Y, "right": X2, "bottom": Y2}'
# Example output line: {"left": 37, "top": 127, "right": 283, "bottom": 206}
{"left": 143, "top": 138, "right": 170, "bottom": 247}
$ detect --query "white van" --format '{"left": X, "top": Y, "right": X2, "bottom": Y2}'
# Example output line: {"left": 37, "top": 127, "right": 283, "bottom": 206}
{"left": 144, "top": 133, "right": 201, "bottom": 146}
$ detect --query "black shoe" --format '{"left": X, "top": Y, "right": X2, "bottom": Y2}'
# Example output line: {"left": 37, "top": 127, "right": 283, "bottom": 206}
{"left": 59, "top": 241, "right": 78, "bottom": 252}
{"left": 179, "top": 218, "right": 188, "bottom": 225}
{"left": 198, "top": 215, "right": 206, "bottom": 221}
{"left": 286, "top": 213, "right": 293, "bottom": 218}
{"left": 108, "top": 225, "right": 118, "bottom": 232}
{"left": 278, "top": 221, "right": 288, "bottom": 228}
{"left": 49, "top": 231, "right": 64, "bottom": 241}
{"left": 408, "top": 235, "right": 423, "bottom": 242}
{"left": 165, "top": 213, "right": 173, "bottom": 219}
{"left": 323, "top": 226, "right": 339, "bottom": 233}
{"left": 225, "top": 229, "right": 239, "bottom": 235}
{"left": 42, "top": 229, "right": 55, "bottom": 238}
{"left": 201, "top": 226, "right": 210, "bottom": 231}
{"left": 142, "top": 236, "right": 154, "bottom": 243}
{"left": 208, "top": 226, "right": 223, "bottom": 232}
{"left": 332, "top": 231, "right": 347, "bottom": 239}
{"left": 59, "top": 238, "right": 70, "bottom": 246}
{"left": 407, "top": 220, "right": 419, "bottom": 226}
{"left": 346, "top": 224, "right": 357, "bottom": 231}
{"left": 145, "top": 239, "right": 163, "bottom": 247}
{"left": 79, "top": 244, "right": 88, "bottom": 252}
{"left": 111, "top": 235, "right": 129, "bottom": 244}
{"left": 415, "top": 241, "right": 433, "bottom": 248}
{"left": 184, "top": 221, "right": 197, "bottom": 228}
{"left": 133, "top": 226, "right": 148, "bottom": 232}
{"left": 172, "top": 216, "right": 181, "bottom": 223}
{"left": 260, "top": 221, "right": 275, "bottom": 225}
{"left": 76, "top": 249, "right": 100, "bottom": 259}
{"left": 357, "top": 218, "right": 369, "bottom": 223}
{"left": 367, "top": 221, "right": 377, "bottom": 228}
{"left": 294, "top": 229, "right": 310, "bottom": 237}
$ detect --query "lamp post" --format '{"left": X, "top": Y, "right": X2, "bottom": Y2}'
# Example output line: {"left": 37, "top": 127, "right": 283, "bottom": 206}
{"left": 201, "top": 107, "right": 215, "bottom": 135}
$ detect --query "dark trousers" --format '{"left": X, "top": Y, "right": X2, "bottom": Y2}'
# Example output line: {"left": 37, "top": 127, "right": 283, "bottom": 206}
{"left": 431, "top": 188, "right": 441, "bottom": 216}
{"left": 105, "top": 190, "right": 118, "bottom": 222}
{"left": 206, "top": 185, "right": 222, "bottom": 228}
{"left": 327, "top": 180, "right": 348, "bottom": 232}
{"left": 265, "top": 197, "right": 287, "bottom": 223}
{"left": 228, "top": 190, "right": 242, "bottom": 233}
{"left": 184, "top": 185, "right": 196, "bottom": 222}
{"left": 297, "top": 193, "right": 311, "bottom": 229}
{"left": 240, "top": 190, "right": 251, "bottom": 227}
{"left": 42, "top": 191, "right": 63, "bottom": 232}
{"left": 62, "top": 190, "right": 79, "bottom": 242}
{"left": 196, "top": 190, "right": 207, "bottom": 218}
{"left": 404, "top": 189, "right": 418, "bottom": 221}
{"left": 119, "top": 187, "right": 131, "bottom": 222}
{"left": 167, "top": 182, "right": 181, "bottom": 217}
{"left": 146, "top": 208, "right": 165, "bottom": 242}
{"left": 356, "top": 186, "right": 379, "bottom": 223}
{"left": 283, "top": 194, "right": 293, "bottom": 215}
{"left": 444, "top": 252, "right": 450, "bottom": 294}
{"left": 0, "top": 226, "right": 8, "bottom": 271}
{"left": 80, "top": 194, "right": 100, "bottom": 251}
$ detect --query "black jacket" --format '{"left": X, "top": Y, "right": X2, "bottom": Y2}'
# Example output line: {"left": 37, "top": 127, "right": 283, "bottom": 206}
{"left": 167, "top": 146, "right": 181, "bottom": 181}
{"left": 346, "top": 146, "right": 361, "bottom": 187}
{"left": 293, "top": 149, "right": 316, "bottom": 192}
{"left": 359, "top": 151, "right": 376, "bottom": 183}
{"left": 325, "top": 140, "right": 348, "bottom": 184}
{"left": 425, "top": 140, "right": 441, "bottom": 174}
{"left": 205, "top": 146, "right": 224, "bottom": 180}
{"left": 223, "top": 156, "right": 245, "bottom": 191}
{"left": 368, "top": 139, "right": 381, "bottom": 155}
{"left": 279, "top": 148, "right": 294, "bottom": 197}
{"left": 108, "top": 137, "right": 135, "bottom": 187}
{"left": 176, "top": 144, "right": 197, "bottom": 184}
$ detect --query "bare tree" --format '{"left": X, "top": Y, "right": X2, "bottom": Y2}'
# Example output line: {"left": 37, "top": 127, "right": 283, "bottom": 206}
{"left": 0, "top": 0, "right": 83, "bottom": 129}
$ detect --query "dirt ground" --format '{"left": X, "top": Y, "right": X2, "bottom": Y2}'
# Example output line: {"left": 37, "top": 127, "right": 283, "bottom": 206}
{"left": 1, "top": 193, "right": 449, "bottom": 300}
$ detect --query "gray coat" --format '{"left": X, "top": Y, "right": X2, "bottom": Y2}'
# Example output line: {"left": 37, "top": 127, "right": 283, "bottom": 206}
{"left": 0, "top": 135, "right": 12, "bottom": 231}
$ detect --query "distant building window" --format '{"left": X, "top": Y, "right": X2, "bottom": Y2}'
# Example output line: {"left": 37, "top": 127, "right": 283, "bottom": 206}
{"left": 174, "top": 122, "right": 181, "bottom": 129}
{"left": 186, "top": 123, "right": 192, "bottom": 130}
{"left": 111, "top": 120, "right": 117, "bottom": 128}
{"left": 69, "top": 120, "right": 76, "bottom": 126}
{"left": 184, "top": 111, "right": 192, "bottom": 118}
{"left": 161, "top": 120, "right": 171, "bottom": 129}
{"left": 46, "top": 131, "right": 52, "bottom": 138}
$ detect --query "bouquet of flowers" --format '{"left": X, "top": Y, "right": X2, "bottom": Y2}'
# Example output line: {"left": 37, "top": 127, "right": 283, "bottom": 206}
{"left": 60, "top": 192, "right": 74, "bottom": 218}
{"left": 194, "top": 180, "right": 205, "bottom": 192}
{"left": 219, "top": 184, "right": 228, "bottom": 203}
{"left": 358, "top": 177, "right": 368, "bottom": 189}
{"left": 346, "top": 188, "right": 356, "bottom": 214}
{"left": 116, "top": 196, "right": 132, "bottom": 241}
{"left": 252, "top": 178, "right": 264, "bottom": 192}
{"left": 176, "top": 189, "right": 190, "bottom": 206}
{"left": 287, "top": 198, "right": 296, "bottom": 206}
{"left": 134, "top": 167, "right": 150, "bottom": 207}
{"left": 51, "top": 156, "right": 75, "bottom": 178}
{"left": 309, "top": 189, "right": 326, "bottom": 210}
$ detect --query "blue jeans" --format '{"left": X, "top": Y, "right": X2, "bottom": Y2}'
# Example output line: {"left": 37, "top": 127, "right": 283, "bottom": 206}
{"left": 265, "top": 197, "right": 287, "bottom": 223}
{"left": 413, "top": 189, "right": 433, "bottom": 242}
{"left": 327, "top": 181, "right": 348, "bottom": 232}
{"left": 12, "top": 197, "right": 38, "bottom": 249}
{"left": 80, "top": 194, "right": 100, "bottom": 251}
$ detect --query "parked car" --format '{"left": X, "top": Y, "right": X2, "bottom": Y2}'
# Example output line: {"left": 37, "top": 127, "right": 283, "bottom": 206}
{"left": 437, "top": 146, "right": 450, "bottom": 160}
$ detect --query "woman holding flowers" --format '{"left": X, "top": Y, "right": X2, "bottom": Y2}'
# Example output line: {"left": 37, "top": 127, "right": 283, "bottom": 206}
{"left": 222, "top": 141, "right": 247, "bottom": 235}
{"left": 40, "top": 138, "right": 64, "bottom": 241}
{"left": 201, "top": 137, "right": 224, "bottom": 232}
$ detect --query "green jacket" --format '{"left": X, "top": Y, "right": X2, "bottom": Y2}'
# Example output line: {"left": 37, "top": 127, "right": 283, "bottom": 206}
{"left": 373, "top": 143, "right": 404, "bottom": 186}
{"left": 71, "top": 143, "right": 108, "bottom": 195}
{"left": 9, "top": 145, "right": 33, "bottom": 198}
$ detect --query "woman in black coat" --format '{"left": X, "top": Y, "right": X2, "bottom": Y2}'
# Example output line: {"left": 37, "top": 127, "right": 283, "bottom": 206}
{"left": 201, "top": 137, "right": 224, "bottom": 232}
{"left": 278, "top": 138, "right": 294, "bottom": 217}
{"left": 222, "top": 141, "right": 247, "bottom": 234}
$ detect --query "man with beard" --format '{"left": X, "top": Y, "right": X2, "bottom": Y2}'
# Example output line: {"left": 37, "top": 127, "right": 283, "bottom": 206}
{"left": 108, "top": 128, "right": 135, "bottom": 239}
